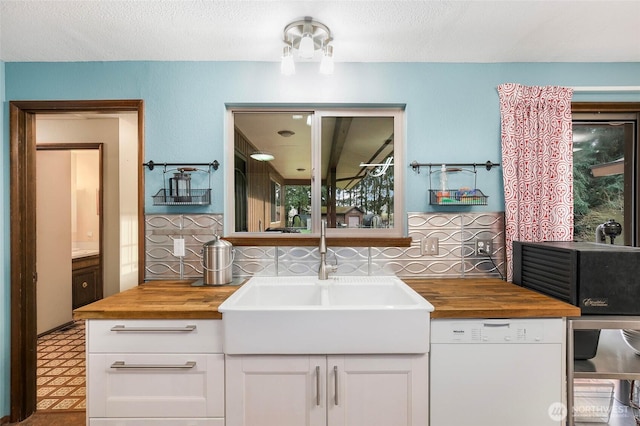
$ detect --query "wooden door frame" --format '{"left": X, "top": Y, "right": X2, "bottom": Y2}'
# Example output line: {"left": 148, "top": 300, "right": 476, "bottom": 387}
{"left": 9, "top": 100, "right": 145, "bottom": 422}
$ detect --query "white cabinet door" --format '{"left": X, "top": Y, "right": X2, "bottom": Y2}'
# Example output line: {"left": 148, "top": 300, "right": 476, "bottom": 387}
{"left": 328, "top": 354, "right": 429, "bottom": 426}
{"left": 225, "top": 355, "right": 327, "bottom": 426}
{"left": 88, "top": 353, "right": 224, "bottom": 418}
{"left": 225, "top": 354, "right": 428, "bottom": 426}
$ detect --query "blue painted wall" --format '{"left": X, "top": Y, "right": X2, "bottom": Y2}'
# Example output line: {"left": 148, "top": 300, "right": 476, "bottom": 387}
{"left": 1, "top": 60, "right": 640, "bottom": 417}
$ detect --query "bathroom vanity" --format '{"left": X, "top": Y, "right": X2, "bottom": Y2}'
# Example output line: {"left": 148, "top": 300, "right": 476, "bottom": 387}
{"left": 72, "top": 253, "right": 102, "bottom": 310}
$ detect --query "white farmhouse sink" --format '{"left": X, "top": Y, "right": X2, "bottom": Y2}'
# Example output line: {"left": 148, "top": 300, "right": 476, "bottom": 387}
{"left": 218, "top": 275, "right": 434, "bottom": 354}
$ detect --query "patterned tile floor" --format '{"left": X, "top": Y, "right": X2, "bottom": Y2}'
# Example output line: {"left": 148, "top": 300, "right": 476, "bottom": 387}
{"left": 36, "top": 321, "right": 86, "bottom": 412}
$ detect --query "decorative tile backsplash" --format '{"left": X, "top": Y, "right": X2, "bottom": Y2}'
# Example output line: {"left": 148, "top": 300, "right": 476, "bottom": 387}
{"left": 144, "top": 212, "right": 505, "bottom": 281}
{"left": 145, "top": 214, "right": 223, "bottom": 280}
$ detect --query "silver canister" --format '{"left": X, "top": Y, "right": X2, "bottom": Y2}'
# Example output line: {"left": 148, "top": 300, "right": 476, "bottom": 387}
{"left": 202, "top": 235, "right": 234, "bottom": 285}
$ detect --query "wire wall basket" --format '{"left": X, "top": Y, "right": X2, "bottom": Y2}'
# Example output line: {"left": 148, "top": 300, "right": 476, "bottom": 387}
{"left": 428, "top": 188, "right": 488, "bottom": 206}
{"left": 145, "top": 161, "right": 219, "bottom": 206}
{"left": 427, "top": 165, "right": 489, "bottom": 206}
{"left": 153, "top": 188, "right": 211, "bottom": 206}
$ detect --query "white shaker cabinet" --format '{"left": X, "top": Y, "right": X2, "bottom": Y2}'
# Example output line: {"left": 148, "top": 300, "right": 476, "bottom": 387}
{"left": 225, "top": 353, "right": 429, "bottom": 426}
{"left": 86, "top": 319, "right": 225, "bottom": 426}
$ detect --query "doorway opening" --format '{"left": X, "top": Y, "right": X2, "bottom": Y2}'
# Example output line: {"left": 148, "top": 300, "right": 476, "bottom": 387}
{"left": 34, "top": 143, "right": 102, "bottom": 413}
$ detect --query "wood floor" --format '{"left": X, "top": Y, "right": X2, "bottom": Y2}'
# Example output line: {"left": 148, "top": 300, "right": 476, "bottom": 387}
{"left": 7, "top": 411, "right": 85, "bottom": 426}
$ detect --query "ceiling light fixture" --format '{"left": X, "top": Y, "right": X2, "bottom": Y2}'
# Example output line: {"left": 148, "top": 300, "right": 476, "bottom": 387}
{"left": 250, "top": 152, "right": 275, "bottom": 162}
{"left": 282, "top": 16, "right": 333, "bottom": 75}
{"left": 277, "top": 129, "right": 295, "bottom": 137}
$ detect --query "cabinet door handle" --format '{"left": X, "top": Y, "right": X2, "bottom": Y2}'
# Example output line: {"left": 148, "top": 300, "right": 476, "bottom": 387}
{"left": 110, "top": 361, "right": 196, "bottom": 369}
{"left": 316, "top": 365, "right": 321, "bottom": 406}
{"left": 334, "top": 365, "right": 339, "bottom": 406}
{"left": 110, "top": 325, "right": 197, "bottom": 332}
{"left": 82, "top": 281, "right": 88, "bottom": 288}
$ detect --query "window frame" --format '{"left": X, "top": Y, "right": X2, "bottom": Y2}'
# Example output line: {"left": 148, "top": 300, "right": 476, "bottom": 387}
{"left": 572, "top": 102, "right": 640, "bottom": 246}
{"left": 224, "top": 105, "right": 406, "bottom": 241}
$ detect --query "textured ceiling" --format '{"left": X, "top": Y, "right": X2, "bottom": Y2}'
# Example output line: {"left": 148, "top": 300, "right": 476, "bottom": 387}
{"left": 1, "top": 0, "right": 639, "bottom": 63}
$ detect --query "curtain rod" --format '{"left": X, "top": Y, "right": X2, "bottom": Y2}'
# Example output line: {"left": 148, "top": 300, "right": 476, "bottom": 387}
{"left": 571, "top": 86, "right": 640, "bottom": 93}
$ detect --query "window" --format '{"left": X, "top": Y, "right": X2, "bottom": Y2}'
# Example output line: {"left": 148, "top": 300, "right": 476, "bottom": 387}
{"left": 572, "top": 104, "right": 640, "bottom": 246}
{"left": 270, "top": 179, "right": 282, "bottom": 225}
{"left": 225, "top": 107, "right": 404, "bottom": 237}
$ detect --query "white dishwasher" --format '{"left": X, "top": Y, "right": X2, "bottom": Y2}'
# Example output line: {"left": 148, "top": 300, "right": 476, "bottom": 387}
{"left": 430, "top": 318, "right": 565, "bottom": 426}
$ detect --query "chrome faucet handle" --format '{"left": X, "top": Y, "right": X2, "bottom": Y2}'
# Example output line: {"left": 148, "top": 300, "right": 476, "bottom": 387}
{"left": 328, "top": 248, "right": 338, "bottom": 270}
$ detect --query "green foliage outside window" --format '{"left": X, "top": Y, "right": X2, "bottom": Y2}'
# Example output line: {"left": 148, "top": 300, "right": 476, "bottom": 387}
{"left": 573, "top": 125, "right": 625, "bottom": 243}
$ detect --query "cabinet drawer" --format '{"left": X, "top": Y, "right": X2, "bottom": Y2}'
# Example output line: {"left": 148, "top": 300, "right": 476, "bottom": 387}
{"left": 90, "top": 418, "right": 224, "bottom": 425}
{"left": 87, "top": 319, "right": 223, "bottom": 353}
{"left": 88, "top": 353, "right": 224, "bottom": 418}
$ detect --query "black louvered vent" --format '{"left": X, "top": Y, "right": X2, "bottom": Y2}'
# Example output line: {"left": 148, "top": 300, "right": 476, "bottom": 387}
{"left": 518, "top": 245, "right": 575, "bottom": 304}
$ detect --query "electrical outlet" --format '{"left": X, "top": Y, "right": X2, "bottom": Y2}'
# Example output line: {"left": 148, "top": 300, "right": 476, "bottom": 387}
{"left": 476, "top": 239, "right": 493, "bottom": 256}
{"left": 421, "top": 237, "right": 439, "bottom": 255}
{"left": 173, "top": 238, "right": 186, "bottom": 257}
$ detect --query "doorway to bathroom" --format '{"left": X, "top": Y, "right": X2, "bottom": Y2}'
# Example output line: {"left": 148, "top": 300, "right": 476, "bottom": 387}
{"left": 34, "top": 144, "right": 102, "bottom": 413}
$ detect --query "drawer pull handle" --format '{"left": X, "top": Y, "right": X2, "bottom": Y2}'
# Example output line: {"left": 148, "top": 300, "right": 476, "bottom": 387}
{"left": 334, "top": 365, "right": 339, "bottom": 406}
{"left": 82, "top": 281, "right": 88, "bottom": 288}
{"left": 110, "top": 361, "right": 196, "bottom": 369}
{"left": 110, "top": 325, "right": 197, "bottom": 332}
{"left": 315, "top": 365, "right": 321, "bottom": 406}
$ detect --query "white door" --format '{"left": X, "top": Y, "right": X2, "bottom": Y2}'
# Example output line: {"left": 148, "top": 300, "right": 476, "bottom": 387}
{"left": 226, "top": 355, "right": 326, "bottom": 426}
{"left": 36, "top": 150, "right": 73, "bottom": 334}
{"left": 328, "top": 354, "right": 429, "bottom": 426}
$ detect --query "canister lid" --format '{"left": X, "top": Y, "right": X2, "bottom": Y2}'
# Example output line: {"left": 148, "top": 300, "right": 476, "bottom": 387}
{"left": 204, "top": 235, "right": 232, "bottom": 248}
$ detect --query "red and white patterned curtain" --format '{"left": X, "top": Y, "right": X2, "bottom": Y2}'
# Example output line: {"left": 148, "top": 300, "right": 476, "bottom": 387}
{"left": 498, "top": 83, "right": 574, "bottom": 281}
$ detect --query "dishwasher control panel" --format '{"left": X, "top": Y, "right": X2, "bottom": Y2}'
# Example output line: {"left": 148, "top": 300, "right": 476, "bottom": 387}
{"left": 431, "top": 318, "right": 563, "bottom": 344}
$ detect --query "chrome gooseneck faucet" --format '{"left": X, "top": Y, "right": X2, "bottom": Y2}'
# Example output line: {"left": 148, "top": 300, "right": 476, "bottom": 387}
{"left": 318, "top": 219, "right": 333, "bottom": 280}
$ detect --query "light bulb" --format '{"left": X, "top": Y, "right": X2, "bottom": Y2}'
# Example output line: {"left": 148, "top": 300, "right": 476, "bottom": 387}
{"left": 319, "top": 45, "right": 334, "bottom": 75}
{"left": 298, "top": 33, "right": 314, "bottom": 59}
{"left": 280, "top": 46, "right": 295, "bottom": 75}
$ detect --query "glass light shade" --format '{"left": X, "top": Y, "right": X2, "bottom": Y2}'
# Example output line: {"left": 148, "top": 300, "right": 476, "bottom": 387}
{"left": 298, "top": 34, "right": 315, "bottom": 58}
{"left": 250, "top": 152, "right": 275, "bottom": 162}
{"left": 319, "top": 46, "right": 334, "bottom": 75}
{"left": 280, "top": 46, "right": 295, "bottom": 75}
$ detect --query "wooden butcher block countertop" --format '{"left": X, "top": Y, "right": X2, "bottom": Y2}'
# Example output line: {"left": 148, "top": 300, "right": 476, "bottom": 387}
{"left": 73, "top": 278, "right": 580, "bottom": 320}
{"left": 404, "top": 278, "right": 580, "bottom": 319}
{"left": 73, "top": 280, "right": 241, "bottom": 320}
